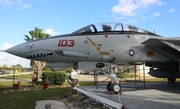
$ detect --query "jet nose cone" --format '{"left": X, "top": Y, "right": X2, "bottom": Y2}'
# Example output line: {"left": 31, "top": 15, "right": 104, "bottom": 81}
{"left": 5, "top": 43, "right": 28, "bottom": 57}
{"left": 5, "top": 45, "right": 20, "bottom": 55}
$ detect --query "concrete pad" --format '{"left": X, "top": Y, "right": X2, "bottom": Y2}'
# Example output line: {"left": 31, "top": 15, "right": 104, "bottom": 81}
{"left": 35, "top": 100, "right": 69, "bottom": 109}
{"left": 77, "top": 82, "right": 180, "bottom": 109}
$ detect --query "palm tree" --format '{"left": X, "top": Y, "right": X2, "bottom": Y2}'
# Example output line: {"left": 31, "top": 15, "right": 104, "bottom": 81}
{"left": 24, "top": 27, "right": 50, "bottom": 41}
{"left": 24, "top": 31, "right": 34, "bottom": 41}
{"left": 24, "top": 27, "right": 50, "bottom": 83}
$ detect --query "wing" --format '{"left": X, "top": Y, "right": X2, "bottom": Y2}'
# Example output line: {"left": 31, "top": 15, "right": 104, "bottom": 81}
{"left": 141, "top": 38, "right": 180, "bottom": 78}
{"left": 141, "top": 38, "right": 180, "bottom": 61}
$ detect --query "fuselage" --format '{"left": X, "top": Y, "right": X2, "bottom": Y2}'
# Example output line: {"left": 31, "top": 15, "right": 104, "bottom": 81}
{"left": 4, "top": 28, "right": 170, "bottom": 63}
{"left": 5, "top": 22, "right": 180, "bottom": 78}
{"left": 6, "top": 22, "right": 170, "bottom": 64}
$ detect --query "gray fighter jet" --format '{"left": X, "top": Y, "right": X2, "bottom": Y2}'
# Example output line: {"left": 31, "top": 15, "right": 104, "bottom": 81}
{"left": 4, "top": 22, "right": 180, "bottom": 92}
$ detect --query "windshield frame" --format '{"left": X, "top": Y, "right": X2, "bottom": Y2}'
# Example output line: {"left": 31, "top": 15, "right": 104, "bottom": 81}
{"left": 73, "top": 22, "right": 159, "bottom": 36}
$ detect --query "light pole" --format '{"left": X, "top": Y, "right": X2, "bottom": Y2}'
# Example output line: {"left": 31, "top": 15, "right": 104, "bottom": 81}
{"left": 13, "top": 65, "right": 16, "bottom": 84}
{"left": 13, "top": 65, "right": 18, "bottom": 84}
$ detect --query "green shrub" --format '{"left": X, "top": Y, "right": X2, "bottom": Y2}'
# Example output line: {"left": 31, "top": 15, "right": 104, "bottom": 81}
{"left": 42, "top": 71, "right": 55, "bottom": 85}
{"left": 54, "top": 71, "right": 66, "bottom": 85}
{"left": 118, "top": 72, "right": 138, "bottom": 78}
{"left": 118, "top": 73, "right": 130, "bottom": 78}
{"left": 41, "top": 71, "right": 66, "bottom": 85}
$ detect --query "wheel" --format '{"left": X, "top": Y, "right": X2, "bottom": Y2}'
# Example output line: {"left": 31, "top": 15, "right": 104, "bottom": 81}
{"left": 107, "top": 82, "right": 111, "bottom": 92}
{"left": 167, "top": 78, "right": 176, "bottom": 83}
{"left": 111, "top": 83, "right": 121, "bottom": 94}
{"left": 67, "top": 78, "right": 78, "bottom": 87}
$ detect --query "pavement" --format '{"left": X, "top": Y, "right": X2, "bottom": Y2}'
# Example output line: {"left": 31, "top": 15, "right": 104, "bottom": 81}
{"left": 35, "top": 81, "right": 180, "bottom": 109}
{"left": 78, "top": 82, "right": 180, "bottom": 109}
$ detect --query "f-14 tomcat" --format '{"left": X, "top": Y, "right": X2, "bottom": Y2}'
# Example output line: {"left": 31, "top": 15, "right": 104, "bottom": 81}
{"left": 4, "top": 22, "right": 180, "bottom": 92}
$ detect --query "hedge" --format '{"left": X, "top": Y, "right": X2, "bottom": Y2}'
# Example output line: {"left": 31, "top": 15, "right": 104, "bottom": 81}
{"left": 41, "top": 71, "right": 66, "bottom": 85}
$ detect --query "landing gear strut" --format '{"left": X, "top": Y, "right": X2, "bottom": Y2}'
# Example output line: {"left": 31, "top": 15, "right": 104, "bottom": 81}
{"left": 106, "top": 66, "right": 122, "bottom": 94}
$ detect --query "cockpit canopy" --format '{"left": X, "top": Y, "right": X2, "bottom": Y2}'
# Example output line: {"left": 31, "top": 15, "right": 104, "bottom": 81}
{"left": 73, "top": 22, "right": 158, "bottom": 36}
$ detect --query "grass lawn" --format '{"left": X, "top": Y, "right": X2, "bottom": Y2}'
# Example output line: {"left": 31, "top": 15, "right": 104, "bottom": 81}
{"left": 0, "top": 87, "right": 72, "bottom": 109}
{"left": 0, "top": 74, "right": 33, "bottom": 80}
{"left": 0, "top": 81, "right": 15, "bottom": 88}
{"left": 0, "top": 74, "right": 39, "bottom": 88}
{"left": 0, "top": 74, "right": 96, "bottom": 109}
{"left": 0, "top": 73, "right": 73, "bottom": 109}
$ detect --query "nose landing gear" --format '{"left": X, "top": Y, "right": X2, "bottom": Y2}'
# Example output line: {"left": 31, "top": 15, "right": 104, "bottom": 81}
{"left": 67, "top": 70, "right": 78, "bottom": 87}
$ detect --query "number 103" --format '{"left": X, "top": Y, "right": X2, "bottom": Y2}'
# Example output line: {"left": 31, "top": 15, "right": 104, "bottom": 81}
{"left": 58, "top": 40, "right": 75, "bottom": 47}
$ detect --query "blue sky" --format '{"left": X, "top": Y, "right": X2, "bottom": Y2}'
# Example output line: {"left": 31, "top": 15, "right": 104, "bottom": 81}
{"left": 0, "top": 0, "right": 180, "bottom": 67}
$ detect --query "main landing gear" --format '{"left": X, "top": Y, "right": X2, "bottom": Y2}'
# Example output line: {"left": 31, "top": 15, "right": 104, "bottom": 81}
{"left": 167, "top": 78, "right": 176, "bottom": 84}
{"left": 106, "top": 67, "right": 122, "bottom": 94}
{"left": 67, "top": 66, "right": 122, "bottom": 94}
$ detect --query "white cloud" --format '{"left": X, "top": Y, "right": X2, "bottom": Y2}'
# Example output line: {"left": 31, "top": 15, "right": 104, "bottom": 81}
{"left": 18, "top": 3, "right": 31, "bottom": 10}
{"left": 0, "top": 43, "right": 30, "bottom": 67}
{"left": 115, "top": 16, "right": 124, "bottom": 20}
{"left": 112, "top": 0, "right": 166, "bottom": 16}
{"left": 45, "top": 29, "right": 58, "bottom": 36}
{"left": 149, "top": 12, "right": 161, "bottom": 18}
{"left": 141, "top": 16, "right": 147, "bottom": 20}
{"left": 169, "top": 8, "right": 175, "bottom": 13}
{"left": 0, "top": 0, "right": 12, "bottom": 6}
{"left": 1, "top": 43, "right": 13, "bottom": 50}
{"left": 0, "top": 0, "right": 30, "bottom": 9}
{"left": 101, "top": 14, "right": 107, "bottom": 18}
{"left": 126, "top": 18, "right": 137, "bottom": 24}
{"left": 153, "top": 12, "right": 161, "bottom": 17}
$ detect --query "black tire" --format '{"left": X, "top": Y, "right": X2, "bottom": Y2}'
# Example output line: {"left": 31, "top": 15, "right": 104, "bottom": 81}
{"left": 167, "top": 78, "right": 176, "bottom": 83}
{"left": 107, "top": 82, "right": 111, "bottom": 92}
{"left": 111, "top": 83, "right": 121, "bottom": 94}
{"left": 67, "top": 78, "right": 78, "bottom": 87}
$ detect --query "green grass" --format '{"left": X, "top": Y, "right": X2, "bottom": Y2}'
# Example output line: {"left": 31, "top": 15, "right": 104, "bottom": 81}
{"left": 118, "top": 72, "right": 139, "bottom": 78}
{"left": 17, "top": 74, "right": 33, "bottom": 79}
{"left": 0, "top": 74, "right": 43, "bottom": 88}
{"left": 79, "top": 81, "right": 95, "bottom": 86}
{"left": 0, "top": 74, "right": 32, "bottom": 80}
{"left": 0, "top": 81, "right": 15, "bottom": 88}
{"left": 0, "top": 87, "right": 72, "bottom": 109}
{"left": 0, "top": 73, "right": 73, "bottom": 109}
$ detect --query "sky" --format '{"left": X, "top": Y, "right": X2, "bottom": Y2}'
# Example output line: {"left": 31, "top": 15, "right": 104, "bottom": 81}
{"left": 0, "top": 0, "right": 180, "bottom": 68}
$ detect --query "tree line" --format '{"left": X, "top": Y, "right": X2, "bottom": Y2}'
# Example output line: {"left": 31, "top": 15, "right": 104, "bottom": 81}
{"left": 0, "top": 64, "right": 31, "bottom": 72}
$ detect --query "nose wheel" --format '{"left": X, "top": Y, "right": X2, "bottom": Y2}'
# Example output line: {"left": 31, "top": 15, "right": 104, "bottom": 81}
{"left": 67, "top": 71, "right": 78, "bottom": 87}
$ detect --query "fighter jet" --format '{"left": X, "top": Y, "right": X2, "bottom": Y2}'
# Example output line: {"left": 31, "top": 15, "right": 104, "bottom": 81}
{"left": 4, "top": 22, "right": 180, "bottom": 92}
